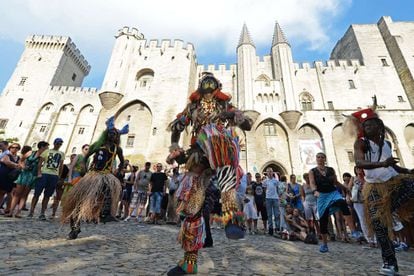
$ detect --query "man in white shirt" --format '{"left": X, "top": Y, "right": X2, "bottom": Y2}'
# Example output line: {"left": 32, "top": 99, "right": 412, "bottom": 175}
{"left": 353, "top": 108, "right": 414, "bottom": 275}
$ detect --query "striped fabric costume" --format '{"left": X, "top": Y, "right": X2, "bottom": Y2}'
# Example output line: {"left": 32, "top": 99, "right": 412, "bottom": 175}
{"left": 166, "top": 73, "right": 252, "bottom": 275}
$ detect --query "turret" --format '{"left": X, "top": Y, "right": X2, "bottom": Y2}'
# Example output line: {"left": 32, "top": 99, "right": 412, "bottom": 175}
{"left": 100, "top": 27, "right": 145, "bottom": 109}
{"left": 271, "top": 22, "right": 296, "bottom": 110}
{"left": 237, "top": 24, "right": 257, "bottom": 110}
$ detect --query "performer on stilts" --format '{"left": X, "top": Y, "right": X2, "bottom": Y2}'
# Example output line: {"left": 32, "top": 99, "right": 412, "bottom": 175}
{"left": 61, "top": 116, "right": 128, "bottom": 240}
{"left": 347, "top": 100, "right": 414, "bottom": 275}
{"left": 166, "top": 73, "right": 253, "bottom": 275}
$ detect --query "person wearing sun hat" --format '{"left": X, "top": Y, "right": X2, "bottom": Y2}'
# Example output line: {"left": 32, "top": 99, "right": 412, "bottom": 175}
{"left": 351, "top": 106, "right": 414, "bottom": 275}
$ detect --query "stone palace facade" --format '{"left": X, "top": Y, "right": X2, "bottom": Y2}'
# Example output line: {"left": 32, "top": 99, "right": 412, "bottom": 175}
{"left": 1, "top": 16, "right": 414, "bottom": 177}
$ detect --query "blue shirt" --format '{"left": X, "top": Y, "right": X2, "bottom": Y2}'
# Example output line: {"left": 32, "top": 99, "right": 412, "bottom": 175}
{"left": 237, "top": 174, "right": 248, "bottom": 198}
{"left": 265, "top": 178, "right": 279, "bottom": 199}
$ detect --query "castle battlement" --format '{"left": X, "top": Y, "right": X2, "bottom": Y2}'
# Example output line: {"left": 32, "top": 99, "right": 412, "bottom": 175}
{"left": 293, "top": 59, "right": 363, "bottom": 72}
{"left": 143, "top": 39, "right": 195, "bottom": 52}
{"left": 49, "top": 85, "right": 98, "bottom": 95}
{"left": 25, "top": 34, "right": 91, "bottom": 75}
{"left": 116, "top": 26, "right": 144, "bottom": 40}
{"left": 197, "top": 64, "right": 237, "bottom": 75}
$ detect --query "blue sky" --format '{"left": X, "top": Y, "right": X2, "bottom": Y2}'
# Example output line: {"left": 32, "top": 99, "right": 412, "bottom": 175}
{"left": 0, "top": 0, "right": 412, "bottom": 91}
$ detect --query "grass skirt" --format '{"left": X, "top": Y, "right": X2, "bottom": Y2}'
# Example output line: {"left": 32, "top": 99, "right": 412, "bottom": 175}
{"left": 61, "top": 171, "right": 121, "bottom": 224}
{"left": 363, "top": 174, "right": 414, "bottom": 239}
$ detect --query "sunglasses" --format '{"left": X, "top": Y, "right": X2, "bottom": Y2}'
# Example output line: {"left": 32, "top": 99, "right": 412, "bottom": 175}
{"left": 10, "top": 146, "right": 20, "bottom": 149}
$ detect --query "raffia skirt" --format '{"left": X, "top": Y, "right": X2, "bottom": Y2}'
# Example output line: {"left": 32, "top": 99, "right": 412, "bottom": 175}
{"left": 363, "top": 174, "right": 414, "bottom": 239}
{"left": 61, "top": 171, "right": 121, "bottom": 224}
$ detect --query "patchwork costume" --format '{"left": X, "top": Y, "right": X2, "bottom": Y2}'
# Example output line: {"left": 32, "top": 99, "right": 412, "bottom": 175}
{"left": 167, "top": 74, "right": 253, "bottom": 275}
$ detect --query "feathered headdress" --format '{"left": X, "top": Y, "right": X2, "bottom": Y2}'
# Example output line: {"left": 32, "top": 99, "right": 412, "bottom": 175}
{"left": 89, "top": 116, "right": 129, "bottom": 153}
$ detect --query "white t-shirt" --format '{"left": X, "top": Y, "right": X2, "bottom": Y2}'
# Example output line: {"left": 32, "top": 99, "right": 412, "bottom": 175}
{"left": 364, "top": 140, "right": 398, "bottom": 183}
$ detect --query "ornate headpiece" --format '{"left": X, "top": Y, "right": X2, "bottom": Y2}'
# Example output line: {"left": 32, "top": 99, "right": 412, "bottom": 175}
{"left": 343, "top": 96, "right": 378, "bottom": 139}
{"left": 105, "top": 116, "right": 129, "bottom": 135}
{"left": 198, "top": 73, "right": 220, "bottom": 94}
{"left": 189, "top": 72, "right": 231, "bottom": 102}
{"left": 350, "top": 108, "right": 378, "bottom": 124}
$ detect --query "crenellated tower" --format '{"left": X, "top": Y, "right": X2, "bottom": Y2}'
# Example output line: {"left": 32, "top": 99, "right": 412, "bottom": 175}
{"left": 237, "top": 24, "right": 257, "bottom": 110}
{"left": 101, "top": 27, "right": 145, "bottom": 93}
{"left": 270, "top": 22, "right": 296, "bottom": 111}
{"left": 2, "top": 35, "right": 90, "bottom": 96}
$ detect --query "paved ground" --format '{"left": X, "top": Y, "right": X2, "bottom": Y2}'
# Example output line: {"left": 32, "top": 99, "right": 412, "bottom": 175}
{"left": 1, "top": 213, "right": 413, "bottom": 275}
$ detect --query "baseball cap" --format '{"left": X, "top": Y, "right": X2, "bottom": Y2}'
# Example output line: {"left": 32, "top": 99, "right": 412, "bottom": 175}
{"left": 54, "top": 138, "right": 64, "bottom": 144}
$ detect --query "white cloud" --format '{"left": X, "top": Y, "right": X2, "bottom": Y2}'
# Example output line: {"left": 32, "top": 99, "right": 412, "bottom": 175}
{"left": 0, "top": 0, "right": 351, "bottom": 86}
{"left": 0, "top": 0, "right": 351, "bottom": 51}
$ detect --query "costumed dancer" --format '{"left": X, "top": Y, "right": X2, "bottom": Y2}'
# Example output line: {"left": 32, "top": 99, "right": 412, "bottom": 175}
{"left": 61, "top": 116, "right": 129, "bottom": 240}
{"left": 346, "top": 101, "right": 414, "bottom": 275}
{"left": 166, "top": 73, "right": 253, "bottom": 275}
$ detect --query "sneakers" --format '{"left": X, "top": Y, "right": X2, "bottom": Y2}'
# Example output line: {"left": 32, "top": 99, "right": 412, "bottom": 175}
{"left": 268, "top": 228, "right": 274, "bottom": 236}
{"left": 394, "top": 242, "right": 409, "bottom": 252}
{"left": 319, "top": 244, "right": 329, "bottom": 253}
{"left": 27, "top": 213, "right": 33, "bottom": 218}
{"left": 351, "top": 230, "right": 362, "bottom": 239}
{"left": 379, "top": 264, "right": 398, "bottom": 275}
{"left": 124, "top": 216, "right": 131, "bottom": 222}
{"left": 38, "top": 214, "right": 46, "bottom": 221}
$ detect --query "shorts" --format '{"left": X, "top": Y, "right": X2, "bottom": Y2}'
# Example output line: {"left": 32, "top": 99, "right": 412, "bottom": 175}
{"left": 122, "top": 184, "right": 133, "bottom": 201}
{"left": 34, "top": 174, "right": 59, "bottom": 198}
{"left": 304, "top": 202, "right": 318, "bottom": 220}
{"left": 256, "top": 202, "right": 268, "bottom": 221}
{"left": 130, "top": 191, "right": 147, "bottom": 208}
{"left": 149, "top": 192, "right": 163, "bottom": 214}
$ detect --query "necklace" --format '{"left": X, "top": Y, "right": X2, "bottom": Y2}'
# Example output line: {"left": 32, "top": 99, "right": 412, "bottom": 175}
{"left": 317, "top": 166, "right": 327, "bottom": 176}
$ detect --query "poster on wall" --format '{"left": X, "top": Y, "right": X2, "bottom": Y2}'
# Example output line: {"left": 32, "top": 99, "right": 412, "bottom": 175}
{"left": 299, "top": 139, "right": 324, "bottom": 172}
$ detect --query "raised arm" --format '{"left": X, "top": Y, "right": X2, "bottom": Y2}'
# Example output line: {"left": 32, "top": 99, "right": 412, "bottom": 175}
{"left": 116, "top": 147, "right": 125, "bottom": 171}
{"left": 220, "top": 105, "right": 253, "bottom": 131}
{"left": 67, "top": 155, "right": 79, "bottom": 182}
{"left": 170, "top": 105, "right": 192, "bottom": 145}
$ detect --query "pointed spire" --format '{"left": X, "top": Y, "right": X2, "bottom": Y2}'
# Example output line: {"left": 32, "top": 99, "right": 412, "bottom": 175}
{"left": 238, "top": 23, "right": 255, "bottom": 48}
{"left": 272, "top": 21, "right": 289, "bottom": 46}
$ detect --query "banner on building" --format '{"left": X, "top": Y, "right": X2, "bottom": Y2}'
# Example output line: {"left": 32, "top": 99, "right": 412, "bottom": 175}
{"left": 299, "top": 139, "right": 324, "bottom": 172}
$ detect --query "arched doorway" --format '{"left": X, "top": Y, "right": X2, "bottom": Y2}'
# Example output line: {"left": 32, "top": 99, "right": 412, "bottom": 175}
{"left": 252, "top": 118, "right": 290, "bottom": 175}
{"left": 404, "top": 124, "right": 414, "bottom": 157}
{"left": 114, "top": 100, "right": 153, "bottom": 163}
{"left": 261, "top": 161, "right": 287, "bottom": 177}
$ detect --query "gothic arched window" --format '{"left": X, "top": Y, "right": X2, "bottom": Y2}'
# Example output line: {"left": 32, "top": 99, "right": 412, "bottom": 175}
{"left": 136, "top": 68, "right": 155, "bottom": 88}
{"left": 300, "top": 92, "right": 314, "bottom": 111}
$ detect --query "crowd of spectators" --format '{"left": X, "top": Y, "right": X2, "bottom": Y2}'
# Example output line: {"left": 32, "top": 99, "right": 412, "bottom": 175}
{"left": 0, "top": 139, "right": 411, "bottom": 253}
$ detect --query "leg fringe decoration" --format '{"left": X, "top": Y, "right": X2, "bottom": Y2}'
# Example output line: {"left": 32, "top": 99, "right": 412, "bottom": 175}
{"left": 61, "top": 172, "right": 121, "bottom": 224}
{"left": 221, "top": 189, "right": 245, "bottom": 226}
{"left": 363, "top": 174, "right": 414, "bottom": 239}
{"left": 178, "top": 251, "right": 198, "bottom": 274}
